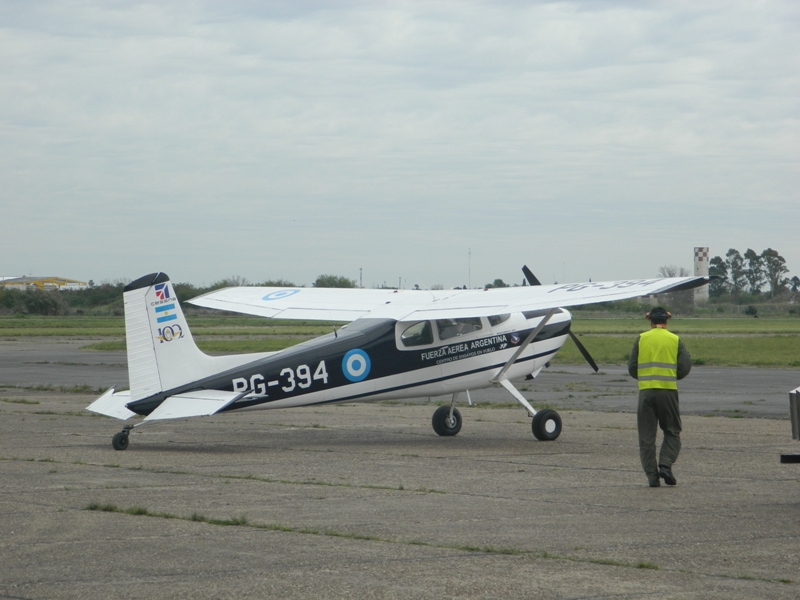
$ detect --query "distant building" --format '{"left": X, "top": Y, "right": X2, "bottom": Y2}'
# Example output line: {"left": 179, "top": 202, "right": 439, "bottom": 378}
{"left": 0, "top": 276, "right": 88, "bottom": 290}
{"left": 640, "top": 247, "right": 709, "bottom": 306}
{"left": 693, "top": 247, "right": 709, "bottom": 303}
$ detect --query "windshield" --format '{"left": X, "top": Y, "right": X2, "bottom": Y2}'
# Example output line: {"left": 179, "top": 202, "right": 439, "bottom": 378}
{"left": 400, "top": 321, "right": 433, "bottom": 347}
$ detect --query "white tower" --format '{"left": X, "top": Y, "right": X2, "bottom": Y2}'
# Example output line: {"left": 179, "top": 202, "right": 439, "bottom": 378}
{"left": 694, "top": 247, "right": 709, "bottom": 303}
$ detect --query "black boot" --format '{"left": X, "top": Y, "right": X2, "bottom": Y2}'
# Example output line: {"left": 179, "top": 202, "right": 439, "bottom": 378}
{"left": 658, "top": 465, "right": 676, "bottom": 486}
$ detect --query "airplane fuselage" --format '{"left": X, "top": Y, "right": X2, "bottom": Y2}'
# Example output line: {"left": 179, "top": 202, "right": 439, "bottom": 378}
{"left": 126, "top": 310, "right": 572, "bottom": 416}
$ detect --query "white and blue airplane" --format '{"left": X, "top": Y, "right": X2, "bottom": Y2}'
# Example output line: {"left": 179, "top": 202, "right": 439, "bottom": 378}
{"left": 87, "top": 268, "right": 709, "bottom": 450}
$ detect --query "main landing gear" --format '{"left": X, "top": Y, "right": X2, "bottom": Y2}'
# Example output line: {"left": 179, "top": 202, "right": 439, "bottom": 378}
{"left": 430, "top": 390, "right": 562, "bottom": 441}
{"left": 531, "top": 408, "right": 562, "bottom": 441}
{"left": 111, "top": 425, "right": 133, "bottom": 450}
{"left": 432, "top": 405, "right": 462, "bottom": 436}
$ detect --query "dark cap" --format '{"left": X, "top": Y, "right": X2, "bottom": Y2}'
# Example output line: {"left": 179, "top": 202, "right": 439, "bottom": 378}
{"left": 646, "top": 306, "right": 670, "bottom": 324}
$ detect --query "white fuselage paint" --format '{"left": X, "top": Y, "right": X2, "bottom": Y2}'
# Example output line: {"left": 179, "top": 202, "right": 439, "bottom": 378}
{"left": 228, "top": 311, "right": 570, "bottom": 413}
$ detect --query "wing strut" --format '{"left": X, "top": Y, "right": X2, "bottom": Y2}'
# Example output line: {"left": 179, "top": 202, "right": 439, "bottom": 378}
{"left": 492, "top": 308, "right": 558, "bottom": 383}
{"left": 490, "top": 307, "right": 559, "bottom": 416}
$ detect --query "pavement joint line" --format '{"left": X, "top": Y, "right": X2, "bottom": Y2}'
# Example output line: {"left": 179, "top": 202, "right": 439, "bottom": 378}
{"left": 79, "top": 503, "right": 796, "bottom": 587}
{"left": 2, "top": 455, "right": 790, "bottom": 522}
{"left": 0, "top": 456, "right": 445, "bottom": 494}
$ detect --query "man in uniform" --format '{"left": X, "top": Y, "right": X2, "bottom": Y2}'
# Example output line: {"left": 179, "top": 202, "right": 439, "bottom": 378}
{"left": 628, "top": 307, "right": 692, "bottom": 487}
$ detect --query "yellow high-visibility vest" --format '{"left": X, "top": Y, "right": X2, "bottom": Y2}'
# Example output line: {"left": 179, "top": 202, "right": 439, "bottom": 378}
{"left": 637, "top": 327, "right": 679, "bottom": 390}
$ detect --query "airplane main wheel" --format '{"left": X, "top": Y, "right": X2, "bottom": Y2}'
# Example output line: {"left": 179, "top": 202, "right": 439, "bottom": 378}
{"left": 112, "top": 431, "right": 129, "bottom": 451}
{"left": 432, "top": 406, "right": 462, "bottom": 437}
{"left": 532, "top": 409, "right": 562, "bottom": 441}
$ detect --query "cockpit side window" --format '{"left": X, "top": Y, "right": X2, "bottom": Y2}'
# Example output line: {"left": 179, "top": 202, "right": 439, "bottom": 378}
{"left": 400, "top": 321, "right": 433, "bottom": 347}
{"left": 488, "top": 314, "right": 511, "bottom": 327}
{"left": 436, "top": 317, "right": 483, "bottom": 341}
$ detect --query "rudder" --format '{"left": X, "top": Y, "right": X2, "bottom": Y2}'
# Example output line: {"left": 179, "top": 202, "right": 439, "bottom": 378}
{"left": 123, "top": 273, "right": 228, "bottom": 401}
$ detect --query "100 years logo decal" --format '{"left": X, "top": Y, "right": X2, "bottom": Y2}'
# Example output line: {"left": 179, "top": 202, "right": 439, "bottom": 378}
{"left": 157, "top": 324, "right": 184, "bottom": 344}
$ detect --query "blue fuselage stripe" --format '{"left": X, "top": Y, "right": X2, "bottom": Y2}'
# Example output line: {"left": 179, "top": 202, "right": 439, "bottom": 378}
{"left": 222, "top": 347, "right": 559, "bottom": 411}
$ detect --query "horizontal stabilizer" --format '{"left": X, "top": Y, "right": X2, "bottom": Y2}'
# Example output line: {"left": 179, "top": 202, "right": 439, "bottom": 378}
{"left": 143, "top": 390, "right": 246, "bottom": 422}
{"left": 86, "top": 388, "right": 135, "bottom": 420}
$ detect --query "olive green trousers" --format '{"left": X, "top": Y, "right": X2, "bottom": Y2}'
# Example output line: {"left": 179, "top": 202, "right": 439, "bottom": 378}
{"left": 637, "top": 388, "right": 682, "bottom": 482}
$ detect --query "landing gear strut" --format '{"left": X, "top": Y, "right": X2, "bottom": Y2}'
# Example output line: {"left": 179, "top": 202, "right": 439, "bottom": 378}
{"left": 112, "top": 425, "right": 133, "bottom": 451}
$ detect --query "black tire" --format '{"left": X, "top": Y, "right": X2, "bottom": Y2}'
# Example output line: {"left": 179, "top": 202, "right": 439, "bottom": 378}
{"left": 112, "top": 431, "right": 129, "bottom": 451}
{"left": 432, "top": 406, "right": 462, "bottom": 436}
{"left": 532, "top": 409, "right": 562, "bottom": 441}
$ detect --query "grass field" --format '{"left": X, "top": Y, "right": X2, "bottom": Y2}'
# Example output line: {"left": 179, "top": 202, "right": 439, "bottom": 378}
{"left": 1, "top": 314, "right": 798, "bottom": 367}
{"left": 0, "top": 315, "right": 337, "bottom": 337}
{"left": 568, "top": 317, "right": 800, "bottom": 334}
{"left": 556, "top": 317, "right": 800, "bottom": 367}
{"left": 555, "top": 333, "right": 800, "bottom": 367}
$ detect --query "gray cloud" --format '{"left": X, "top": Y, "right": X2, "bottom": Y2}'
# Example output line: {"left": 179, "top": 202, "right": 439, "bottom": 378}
{"left": 1, "top": 1, "right": 798, "bottom": 287}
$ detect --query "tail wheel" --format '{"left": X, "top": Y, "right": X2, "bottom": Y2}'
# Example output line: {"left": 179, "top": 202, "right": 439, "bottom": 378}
{"left": 432, "top": 406, "right": 462, "bottom": 436}
{"left": 532, "top": 409, "right": 562, "bottom": 441}
{"left": 112, "top": 431, "right": 129, "bottom": 451}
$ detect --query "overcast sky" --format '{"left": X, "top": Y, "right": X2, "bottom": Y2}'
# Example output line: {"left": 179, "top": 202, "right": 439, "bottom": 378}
{"left": 2, "top": 1, "right": 798, "bottom": 289}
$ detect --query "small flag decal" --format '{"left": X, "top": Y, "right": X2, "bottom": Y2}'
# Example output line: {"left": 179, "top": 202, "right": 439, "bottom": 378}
{"left": 155, "top": 303, "right": 177, "bottom": 323}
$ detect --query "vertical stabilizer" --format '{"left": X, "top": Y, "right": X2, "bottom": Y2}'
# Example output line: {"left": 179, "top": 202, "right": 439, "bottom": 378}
{"left": 123, "top": 273, "right": 257, "bottom": 401}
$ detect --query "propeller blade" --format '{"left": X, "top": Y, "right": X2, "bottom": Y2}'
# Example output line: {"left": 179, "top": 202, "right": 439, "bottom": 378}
{"left": 523, "top": 264, "right": 596, "bottom": 371}
{"left": 522, "top": 265, "right": 542, "bottom": 286}
{"left": 568, "top": 330, "right": 599, "bottom": 373}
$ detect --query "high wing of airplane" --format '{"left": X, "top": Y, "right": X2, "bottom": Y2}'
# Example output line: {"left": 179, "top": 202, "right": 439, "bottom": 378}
{"left": 87, "top": 269, "right": 709, "bottom": 450}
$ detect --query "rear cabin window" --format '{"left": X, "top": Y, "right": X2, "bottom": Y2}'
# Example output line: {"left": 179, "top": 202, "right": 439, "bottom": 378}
{"left": 400, "top": 321, "right": 433, "bottom": 347}
{"left": 436, "top": 317, "right": 483, "bottom": 341}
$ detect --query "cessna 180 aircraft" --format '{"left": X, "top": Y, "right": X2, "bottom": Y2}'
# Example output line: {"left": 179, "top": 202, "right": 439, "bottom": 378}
{"left": 87, "top": 268, "right": 709, "bottom": 450}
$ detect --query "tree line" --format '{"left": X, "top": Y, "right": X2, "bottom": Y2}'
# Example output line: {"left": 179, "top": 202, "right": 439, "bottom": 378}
{"left": 2, "top": 254, "right": 796, "bottom": 316}
{"left": 0, "top": 273, "right": 359, "bottom": 316}
{"left": 709, "top": 248, "right": 797, "bottom": 299}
